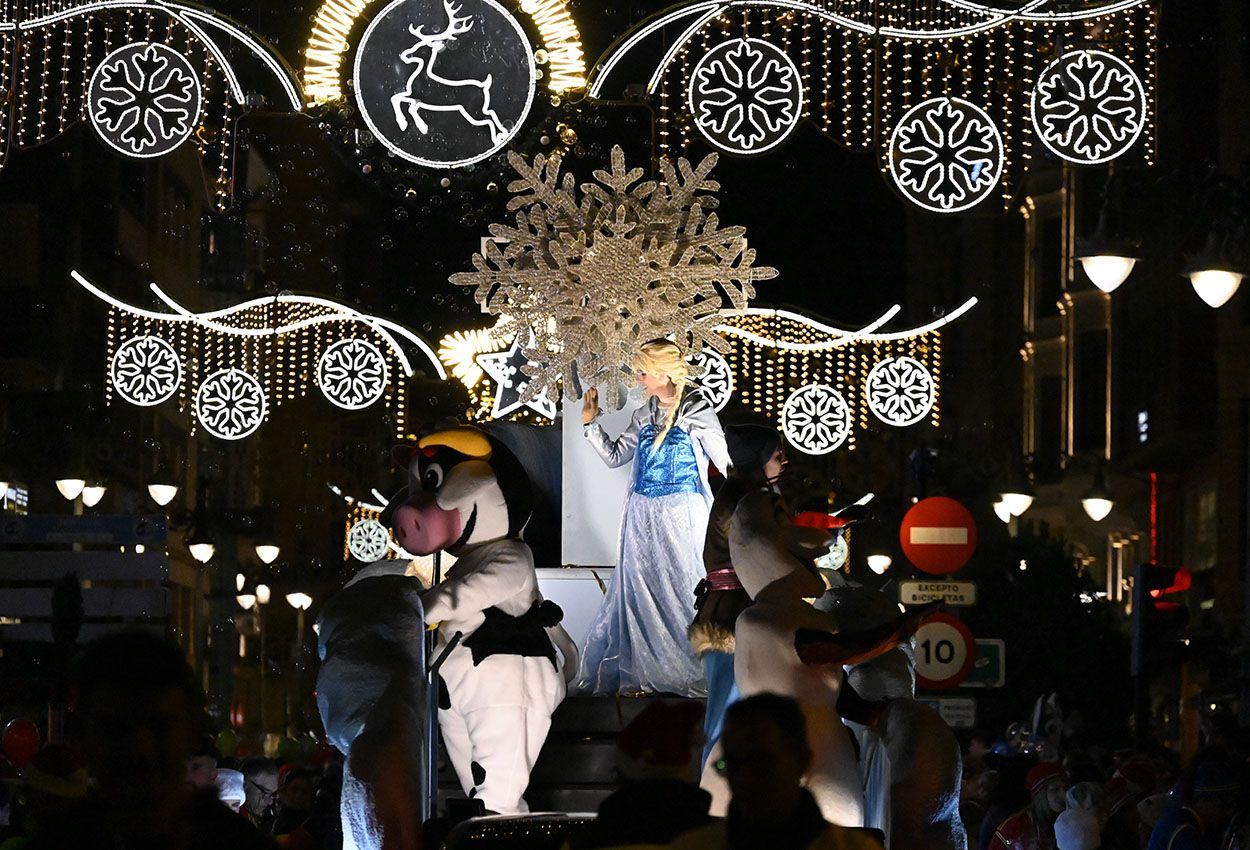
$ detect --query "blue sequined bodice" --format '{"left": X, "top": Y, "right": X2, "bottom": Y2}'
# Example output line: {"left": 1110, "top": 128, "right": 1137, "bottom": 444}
{"left": 634, "top": 424, "right": 701, "bottom": 497}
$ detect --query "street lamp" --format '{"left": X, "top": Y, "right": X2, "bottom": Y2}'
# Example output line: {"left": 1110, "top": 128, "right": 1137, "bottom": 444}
{"left": 55, "top": 477, "right": 85, "bottom": 501}
{"left": 235, "top": 593, "right": 257, "bottom": 610}
{"left": 1183, "top": 231, "right": 1245, "bottom": 308}
{"left": 1078, "top": 254, "right": 1138, "bottom": 294}
{"left": 992, "top": 498, "right": 1013, "bottom": 524}
{"left": 1076, "top": 178, "right": 1138, "bottom": 294}
{"left": 187, "top": 526, "right": 216, "bottom": 564}
{"left": 1081, "top": 468, "right": 1115, "bottom": 522}
{"left": 255, "top": 584, "right": 272, "bottom": 606}
{"left": 285, "top": 592, "right": 312, "bottom": 611}
{"left": 866, "top": 554, "right": 892, "bottom": 575}
{"left": 80, "top": 482, "right": 107, "bottom": 507}
{"left": 254, "top": 542, "right": 280, "bottom": 565}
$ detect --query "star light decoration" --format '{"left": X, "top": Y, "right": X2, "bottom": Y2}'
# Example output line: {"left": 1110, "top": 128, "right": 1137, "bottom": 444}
{"left": 476, "top": 331, "right": 558, "bottom": 419}
{"left": 450, "top": 145, "right": 777, "bottom": 410}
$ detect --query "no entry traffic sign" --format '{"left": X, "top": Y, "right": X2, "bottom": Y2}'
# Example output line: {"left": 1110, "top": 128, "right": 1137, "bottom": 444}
{"left": 900, "top": 496, "right": 977, "bottom": 575}
{"left": 914, "top": 612, "right": 975, "bottom": 690}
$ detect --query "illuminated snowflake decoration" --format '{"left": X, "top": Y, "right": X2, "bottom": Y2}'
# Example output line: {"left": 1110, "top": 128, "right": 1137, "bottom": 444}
{"left": 781, "top": 384, "right": 851, "bottom": 455}
{"left": 688, "top": 348, "right": 734, "bottom": 412}
{"left": 195, "top": 369, "right": 267, "bottom": 440}
{"left": 88, "top": 43, "right": 202, "bottom": 159}
{"left": 110, "top": 336, "right": 182, "bottom": 406}
{"left": 1031, "top": 50, "right": 1146, "bottom": 165}
{"left": 688, "top": 38, "right": 803, "bottom": 156}
{"left": 865, "top": 356, "right": 936, "bottom": 427}
{"left": 888, "top": 96, "right": 1003, "bottom": 213}
{"left": 348, "top": 519, "right": 391, "bottom": 562}
{"left": 451, "top": 145, "right": 776, "bottom": 410}
{"left": 317, "top": 338, "right": 389, "bottom": 410}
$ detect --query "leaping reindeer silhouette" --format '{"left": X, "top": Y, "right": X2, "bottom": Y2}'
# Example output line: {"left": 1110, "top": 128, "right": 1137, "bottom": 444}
{"left": 390, "top": 0, "right": 508, "bottom": 144}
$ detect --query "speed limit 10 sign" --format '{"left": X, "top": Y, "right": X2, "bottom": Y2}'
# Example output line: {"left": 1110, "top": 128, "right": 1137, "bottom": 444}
{"left": 914, "top": 612, "right": 975, "bottom": 690}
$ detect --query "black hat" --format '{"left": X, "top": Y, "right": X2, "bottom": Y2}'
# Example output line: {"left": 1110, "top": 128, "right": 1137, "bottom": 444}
{"left": 726, "top": 424, "right": 782, "bottom": 473}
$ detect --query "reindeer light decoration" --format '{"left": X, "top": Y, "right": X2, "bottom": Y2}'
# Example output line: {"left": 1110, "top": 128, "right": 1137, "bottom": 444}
{"left": 391, "top": 0, "right": 508, "bottom": 144}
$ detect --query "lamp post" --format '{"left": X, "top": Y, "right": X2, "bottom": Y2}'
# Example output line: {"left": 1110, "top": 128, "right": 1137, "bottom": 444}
{"left": 285, "top": 592, "right": 313, "bottom": 735}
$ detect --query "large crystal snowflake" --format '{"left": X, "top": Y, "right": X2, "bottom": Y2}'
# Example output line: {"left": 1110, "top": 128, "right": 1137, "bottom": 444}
{"left": 195, "top": 369, "right": 267, "bottom": 440}
{"left": 318, "top": 338, "right": 389, "bottom": 410}
{"left": 450, "top": 145, "right": 776, "bottom": 409}
{"left": 888, "top": 96, "right": 1003, "bottom": 213}
{"left": 865, "top": 356, "right": 935, "bottom": 427}
{"left": 782, "top": 384, "right": 850, "bottom": 455}
{"left": 1032, "top": 50, "right": 1146, "bottom": 165}
{"left": 110, "top": 335, "right": 181, "bottom": 406}
{"left": 88, "top": 42, "right": 202, "bottom": 159}
{"left": 688, "top": 38, "right": 803, "bottom": 155}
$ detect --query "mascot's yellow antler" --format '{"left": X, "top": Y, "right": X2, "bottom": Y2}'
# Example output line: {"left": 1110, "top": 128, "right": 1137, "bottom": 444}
{"left": 417, "top": 427, "right": 493, "bottom": 459}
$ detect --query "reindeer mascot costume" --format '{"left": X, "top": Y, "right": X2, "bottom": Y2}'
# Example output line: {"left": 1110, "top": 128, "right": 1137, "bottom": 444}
{"left": 385, "top": 426, "right": 577, "bottom": 815}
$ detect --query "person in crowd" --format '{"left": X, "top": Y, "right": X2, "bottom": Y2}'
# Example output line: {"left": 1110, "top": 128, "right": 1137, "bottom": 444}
{"left": 186, "top": 735, "right": 220, "bottom": 791}
{"left": 980, "top": 755, "right": 1037, "bottom": 850}
{"left": 571, "top": 700, "right": 712, "bottom": 849}
{"left": 988, "top": 762, "right": 1070, "bottom": 850}
{"left": 668, "top": 693, "right": 884, "bottom": 850}
{"left": 1053, "top": 809, "right": 1101, "bottom": 850}
{"left": 26, "top": 630, "right": 273, "bottom": 850}
{"left": 271, "top": 765, "right": 317, "bottom": 848}
{"left": 0, "top": 744, "right": 89, "bottom": 849}
{"left": 1147, "top": 759, "right": 1241, "bottom": 850}
{"left": 688, "top": 424, "right": 785, "bottom": 767}
{"left": 577, "top": 339, "right": 731, "bottom": 697}
{"left": 241, "top": 756, "right": 281, "bottom": 834}
{"left": 1101, "top": 755, "right": 1165, "bottom": 850}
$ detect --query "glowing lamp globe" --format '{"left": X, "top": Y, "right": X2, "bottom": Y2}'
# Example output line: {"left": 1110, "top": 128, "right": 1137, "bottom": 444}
{"left": 999, "top": 491, "right": 1034, "bottom": 517}
{"left": 992, "top": 499, "right": 1013, "bottom": 524}
{"left": 1079, "top": 255, "right": 1136, "bottom": 293}
{"left": 1189, "top": 269, "right": 1243, "bottom": 308}
{"left": 254, "top": 543, "right": 280, "bottom": 565}
{"left": 80, "top": 483, "right": 107, "bottom": 507}
{"left": 236, "top": 593, "right": 257, "bottom": 610}
{"left": 255, "top": 584, "right": 271, "bottom": 605}
{"left": 148, "top": 483, "right": 179, "bottom": 506}
{"left": 0, "top": 481, "right": 8, "bottom": 500}
{"left": 285, "top": 592, "right": 313, "bottom": 610}
{"left": 188, "top": 542, "right": 216, "bottom": 564}
{"left": 55, "top": 478, "right": 86, "bottom": 501}
{"left": 1081, "top": 496, "right": 1114, "bottom": 522}
{"left": 236, "top": 573, "right": 246, "bottom": 592}
{"left": 866, "top": 554, "right": 892, "bottom": 575}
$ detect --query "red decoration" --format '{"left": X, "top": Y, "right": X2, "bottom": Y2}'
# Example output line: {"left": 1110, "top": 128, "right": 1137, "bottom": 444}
{"left": 900, "top": 497, "right": 977, "bottom": 575}
{"left": 2, "top": 718, "right": 41, "bottom": 769}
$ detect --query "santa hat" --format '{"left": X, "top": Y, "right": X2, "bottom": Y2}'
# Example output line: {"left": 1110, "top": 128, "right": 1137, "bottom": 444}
{"left": 21, "top": 744, "right": 88, "bottom": 799}
{"left": 617, "top": 701, "right": 705, "bottom": 767}
{"left": 1054, "top": 808, "right": 1101, "bottom": 850}
{"left": 1027, "top": 762, "right": 1069, "bottom": 797}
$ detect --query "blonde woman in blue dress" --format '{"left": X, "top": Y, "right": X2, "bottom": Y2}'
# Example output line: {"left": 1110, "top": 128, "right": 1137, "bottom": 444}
{"left": 576, "top": 340, "right": 731, "bottom": 697}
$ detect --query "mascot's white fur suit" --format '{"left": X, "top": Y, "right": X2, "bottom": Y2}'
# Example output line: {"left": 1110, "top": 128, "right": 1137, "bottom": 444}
{"left": 385, "top": 426, "right": 577, "bottom": 815}
{"left": 703, "top": 489, "right": 928, "bottom": 826}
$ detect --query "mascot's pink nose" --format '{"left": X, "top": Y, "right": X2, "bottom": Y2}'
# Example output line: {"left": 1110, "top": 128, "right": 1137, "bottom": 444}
{"left": 393, "top": 498, "right": 461, "bottom": 555}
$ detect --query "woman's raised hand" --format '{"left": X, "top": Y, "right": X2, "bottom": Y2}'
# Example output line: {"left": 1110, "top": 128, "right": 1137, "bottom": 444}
{"left": 581, "top": 387, "right": 600, "bottom": 425}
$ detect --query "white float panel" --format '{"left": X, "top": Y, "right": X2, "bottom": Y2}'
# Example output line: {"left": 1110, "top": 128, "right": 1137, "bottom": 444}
{"left": 560, "top": 389, "right": 639, "bottom": 566}
{"left": 537, "top": 567, "right": 611, "bottom": 648}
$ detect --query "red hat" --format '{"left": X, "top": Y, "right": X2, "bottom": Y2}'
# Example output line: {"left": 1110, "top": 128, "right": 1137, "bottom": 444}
{"left": 1027, "top": 762, "right": 1070, "bottom": 797}
{"left": 617, "top": 702, "right": 705, "bottom": 767}
{"left": 1114, "top": 755, "right": 1161, "bottom": 791}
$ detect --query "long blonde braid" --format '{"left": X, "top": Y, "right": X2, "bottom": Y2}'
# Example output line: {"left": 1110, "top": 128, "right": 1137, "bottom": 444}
{"left": 634, "top": 340, "right": 689, "bottom": 450}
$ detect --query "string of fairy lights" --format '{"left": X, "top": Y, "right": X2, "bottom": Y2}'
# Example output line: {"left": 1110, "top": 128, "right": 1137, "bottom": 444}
{"left": 642, "top": 0, "right": 1158, "bottom": 205}
{"left": 438, "top": 301, "right": 975, "bottom": 452}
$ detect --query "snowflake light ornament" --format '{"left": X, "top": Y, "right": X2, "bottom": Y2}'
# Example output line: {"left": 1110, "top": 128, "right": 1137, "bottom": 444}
{"left": 348, "top": 519, "right": 391, "bottom": 562}
{"left": 1031, "top": 50, "right": 1146, "bottom": 165}
{"left": 688, "top": 38, "right": 803, "bottom": 156}
{"left": 781, "top": 384, "right": 851, "bottom": 455}
{"left": 110, "top": 336, "right": 182, "bottom": 406}
{"left": 865, "top": 356, "right": 936, "bottom": 427}
{"left": 88, "top": 43, "right": 202, "bottom": 159}
{"left": 318, "top": 338, "right": 389, "bottom": 410}
{"left": 451, "top": 145, "right": 776, "bottom": 410}
{"left": 195, "top": 369, "right": 267, "bottom": 440}
{"left": 688, "top": 348, "right": 734, "bottom": 412}
{"left": 888, "top": 96, "right": 1003, "bottom": 213}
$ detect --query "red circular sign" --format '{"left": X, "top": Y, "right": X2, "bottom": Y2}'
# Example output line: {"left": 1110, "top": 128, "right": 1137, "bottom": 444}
{"left": 914, "top": 612, "right": 975, "bottom": 690}
{"left": 900, "top": 496, "right": 977, "bottom": 575}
